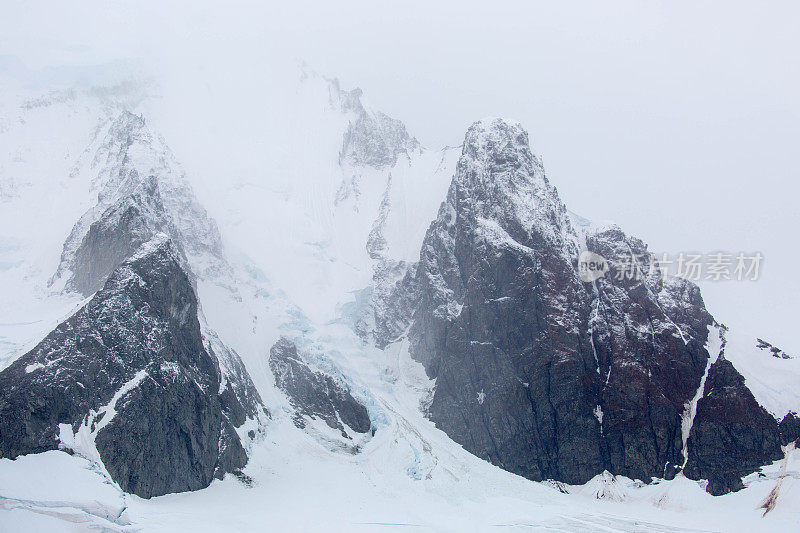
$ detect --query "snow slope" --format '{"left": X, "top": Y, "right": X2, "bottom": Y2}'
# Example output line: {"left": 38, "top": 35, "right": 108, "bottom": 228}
{"left": 1, "top": 64, "right": 798, "bottom": 531}
{"left": 722, "top": 328, "right": 800, "bottom": 419}
{"left": 3, "top": 346, "right": 799, "bottom": 532}
{"left": 0, "top": 82, "right": 150, "bottom": 370}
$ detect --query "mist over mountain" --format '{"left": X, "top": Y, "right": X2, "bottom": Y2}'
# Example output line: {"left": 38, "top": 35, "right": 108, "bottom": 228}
{"left": 1, "top": 3, "right": 799, "bottom": 531}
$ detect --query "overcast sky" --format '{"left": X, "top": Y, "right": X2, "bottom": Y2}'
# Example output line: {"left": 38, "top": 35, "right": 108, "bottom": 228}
{"left": 2, "top": 1, "right": 799, "bottom": 352}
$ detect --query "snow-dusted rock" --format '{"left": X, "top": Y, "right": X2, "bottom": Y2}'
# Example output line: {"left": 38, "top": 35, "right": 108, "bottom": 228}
{"left": 386, "top": 117, "right": 798, "bottom": 493}
{"left": 581, "top": 470, "right": 630, "bottom": 501}
{"left": 51, "top": 110, "right": 228, "bottom": 296}
{"left": 328, "top": 78, "right": 421, "bottom": 170}
{"left": 403, "top": 118, "right": 603, "bottom": 484}
{"left": 0, "top": 237, "right": 264, "bottom": 498}
{"left": 269, "top": 337, "right": 372, "bottom": 439}
{"left": 684, "top": 334, "right": 787, "bottom": 494}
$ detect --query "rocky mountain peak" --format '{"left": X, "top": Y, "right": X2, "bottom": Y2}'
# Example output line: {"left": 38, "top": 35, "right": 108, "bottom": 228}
{"left": 449, "top": 118, "right": 576, "bottom": 254}
{"left": 324, "top": 77, "right": 421, "bottom": 169}
{"left": 0, "top": 234, "right": 264, "bottom": 498}
{"left": 89, "top": 110, "right": 158, "bottom": 197}
{"left": 390, "top": 116, "right": 799, "bottom": 494}
{"left": 51, "top": 108, "right": 229, "bottom": 296}
{"left": 461, "top": 117, "right": 535, "bottom": 167}
{"left": 106, "top": 233, "right": 193, "bottom": 320}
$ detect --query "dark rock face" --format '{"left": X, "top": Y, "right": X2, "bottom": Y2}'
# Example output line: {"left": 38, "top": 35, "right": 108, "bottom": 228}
{"left": 756, "top": 338, "right": 793, "bottom": 359}
{"left": 390, "top": 118, "right": 789, "bottom": 493}
{"left": 684, "top": 358, "right": 783, "bottom": 495}
{"left": 0, "top": 237, "right": 261, "bottom": 498}
{"left": 205, "top": 329, "right": 268, "bottom": 479}
{"left": 586, "top": 228, "right": 713, "bottom": 482}
{"left": 779, "top": 412, "right": 800, "bottom": 446}
{"left": 405, "top": 118, "right": 604, "bottom": 484}
{"left": 269, "top": 338, "right": 371, "bottom": 437}
{"left": 207, "top": 329, "right": 265, "bottom": 431}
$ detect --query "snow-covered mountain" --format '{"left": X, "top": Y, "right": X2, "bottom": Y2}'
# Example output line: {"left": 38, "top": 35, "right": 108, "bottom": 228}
{"left": 0, "top": 236, "right": 266, "bottom": 498}
{"left": 1, "top": 68, "right": 799, "bottom": 531}
{"left": 383, "top": 118, "right": 799, "bottom": 495}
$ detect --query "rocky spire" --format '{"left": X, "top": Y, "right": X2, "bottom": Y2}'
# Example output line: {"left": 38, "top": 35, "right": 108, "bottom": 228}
{"left": 394, "top": 117, "right": 796, "bottom": 492}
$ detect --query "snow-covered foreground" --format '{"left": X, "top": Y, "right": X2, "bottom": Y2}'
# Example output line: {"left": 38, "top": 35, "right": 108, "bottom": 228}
{"left": 2, "top": 321, "right": 799, "bottom": 533}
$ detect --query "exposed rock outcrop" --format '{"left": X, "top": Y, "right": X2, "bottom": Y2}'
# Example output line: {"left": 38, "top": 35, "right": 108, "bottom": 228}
{"left": 0, "top": 236, "right": 263, "bottom": 498}
{"left": 756, "top": 338, "right": 793, "bottom": 360}
{"left": 586, "top": 226, "right": 713, "bottom": 482}
{"left": 684, "top": 357, "right": 784, "bottom": 494}
{"left": 403, "top": 119, "right": 602, "bottom": 484}
{"left": 51, "top": 110, "right": 228, "bottom": 296}
{"left": 269, "top": 337, "right": 371, "bottom": 438}
{"left": 383, "top": 117, "right": 792, "bottom": 493}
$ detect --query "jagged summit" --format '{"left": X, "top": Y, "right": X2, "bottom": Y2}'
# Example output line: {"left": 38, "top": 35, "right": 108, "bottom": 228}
{"left": 50, "top": 108, "right": 228, "bottom": 296}
{"left": 462, "top": 117, "right": 532, "bottom": 157}
{"left": 459, "top": 117, "right": 542, "bottom": 182}
{"left": 384, "top": 114, "right": 799, "bottom": 494}
{"left": 1, "top": 67, "right": 799, "bottom": 530}
{"left": 323, "top": 75, "right": 421, "bottom": 169}
{"left": 450, "top": 117, "right": 575, "bottom": 251}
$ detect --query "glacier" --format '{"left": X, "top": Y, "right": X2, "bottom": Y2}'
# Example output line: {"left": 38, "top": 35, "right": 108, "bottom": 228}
{"left": 0, "top": 63, "right": 799, "bottom": 532}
